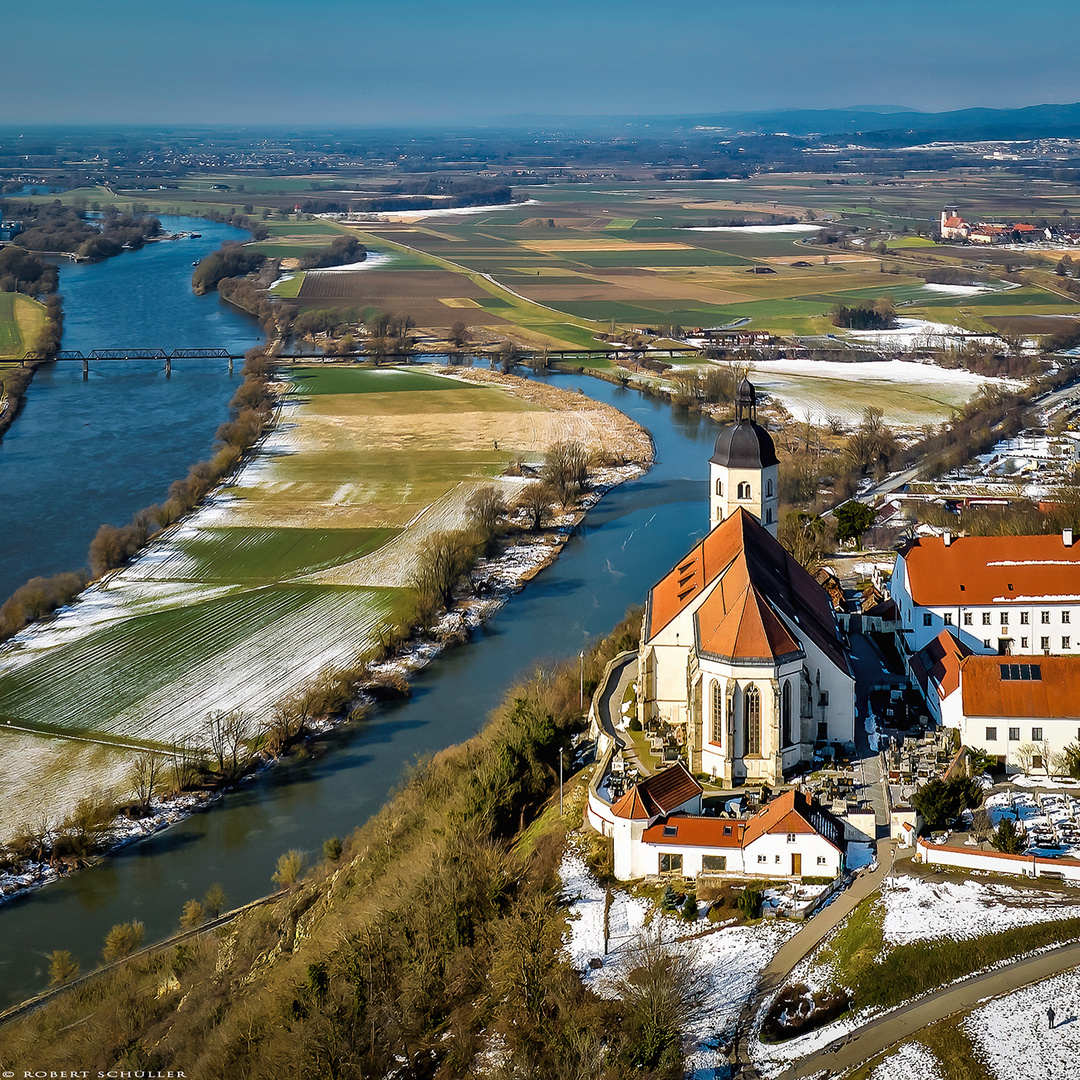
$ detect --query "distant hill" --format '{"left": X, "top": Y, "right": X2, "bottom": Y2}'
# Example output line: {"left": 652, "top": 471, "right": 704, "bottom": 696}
{"left": 502, "top": 102, "right": 1080, "bottom": 142}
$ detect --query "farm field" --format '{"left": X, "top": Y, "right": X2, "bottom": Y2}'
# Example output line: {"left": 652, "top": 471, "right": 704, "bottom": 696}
{"left": 0, "top": 293, "right": 45, "bottom": 359}
{"left": 0, "top": 365, "right": 646, "bottom": 836}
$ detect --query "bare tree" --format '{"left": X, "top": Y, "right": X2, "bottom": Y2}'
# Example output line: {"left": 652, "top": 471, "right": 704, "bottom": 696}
{"left": 129, "top": 753, "right": 161, "bottom": 813}
{"left": 205, "top": 710, "right": 251, "bottom": 782}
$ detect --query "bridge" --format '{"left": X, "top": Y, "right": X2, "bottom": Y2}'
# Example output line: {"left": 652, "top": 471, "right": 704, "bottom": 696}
{"left": 19, "top": 345, "right": 699, "bottom": 378}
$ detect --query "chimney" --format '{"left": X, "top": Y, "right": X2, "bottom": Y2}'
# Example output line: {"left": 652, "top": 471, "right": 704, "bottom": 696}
{"left": 943, "top": 531, "right": 952, "bottom": 547}
{"left": 1065, "top": 528, "right": 1074, "bottom": 548}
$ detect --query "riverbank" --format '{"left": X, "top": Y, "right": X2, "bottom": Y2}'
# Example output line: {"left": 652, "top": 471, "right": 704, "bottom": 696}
{"left": 0, "top": 364, "right": 652, "bottom": 899}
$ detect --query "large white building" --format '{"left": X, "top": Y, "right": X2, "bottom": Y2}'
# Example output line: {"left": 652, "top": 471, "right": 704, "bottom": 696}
{"left": 638, "top": 381, "right": 855, "bottom": 787}
{"left": 913, "top": 631, "right": 1080, "bottom": 774}
{"left": 893, "top": 530, "right": 1080, "bottom": 659}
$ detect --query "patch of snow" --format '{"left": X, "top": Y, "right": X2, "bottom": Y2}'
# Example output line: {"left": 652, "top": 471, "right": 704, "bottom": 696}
{"left": 881, "top": 875, "right": 1080, "bottom": 946}
{"left": 964, "top": 968, "right": 1080, "bottom": 1080}
{"left": 869, "top": 1040, "right": 947, "bottom": 1080}
{"left": 686, "top": 224, "right": 820, "bottom": 234}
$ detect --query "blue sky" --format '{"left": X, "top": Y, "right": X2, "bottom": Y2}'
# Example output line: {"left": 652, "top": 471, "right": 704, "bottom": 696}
{"left": 9, "top": 0, "right": 1080, "bottom": 125}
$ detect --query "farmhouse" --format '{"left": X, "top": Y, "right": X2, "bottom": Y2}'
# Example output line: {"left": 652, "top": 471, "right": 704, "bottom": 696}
{"left": 610, "top": 769, "right": 847, "bottom": 881}
{"left": 892, "top": 529, "right": 1080, "bottom": 659}
{"left": 637, "top": 380, "right": 855, "bottom": 787}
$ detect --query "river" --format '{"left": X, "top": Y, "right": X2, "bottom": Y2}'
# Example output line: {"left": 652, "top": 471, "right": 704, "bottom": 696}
{"left": 0, "top": 240, "right": 720, "bottom": 1007}
{"left": 0, "top": 216, "right": 261, "bottom": 604}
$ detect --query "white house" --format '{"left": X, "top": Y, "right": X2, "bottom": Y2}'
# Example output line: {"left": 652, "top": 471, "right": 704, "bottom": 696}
{"left": 639, "top": 381, "right": 854, "bottom": 787}
{"left": 614, "top": 782, "right": 847, "bottom": 881}
{"left": 609, "top": 763, "right": 703, "bottom": 880}
{"left": 892, "top": 530, "right": 1080, "bottom": 660}
{"left": 920, "top": 648, "right": 1080, "bottom": 774}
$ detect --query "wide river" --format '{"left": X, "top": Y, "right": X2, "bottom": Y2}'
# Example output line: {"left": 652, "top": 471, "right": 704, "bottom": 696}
{"left": 0, "top": 222, "right": 719, "bottom": 1007}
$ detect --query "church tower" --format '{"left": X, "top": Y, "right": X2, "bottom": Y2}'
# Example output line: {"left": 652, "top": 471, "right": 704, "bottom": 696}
{"left": 709, "top": 379, "right": 779, "bottom": 536}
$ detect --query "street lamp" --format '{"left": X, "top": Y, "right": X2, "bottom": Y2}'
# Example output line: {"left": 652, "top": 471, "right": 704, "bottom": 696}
{"left": 580, "top": 650, "right": 585, "bottom": 712}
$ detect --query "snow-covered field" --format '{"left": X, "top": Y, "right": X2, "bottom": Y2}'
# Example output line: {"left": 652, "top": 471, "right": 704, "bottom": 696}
{"left": 748, "top": 354, "right": 1015, "bottom": 426}
{"left": 560, "top": 846, "right": 796, "bottom": 1075}
{"left": 882, "top": 875, "right": 1080, "bottom": 945}
{"left": 965, "top": 968, "right": 1080, "bottom": 1080}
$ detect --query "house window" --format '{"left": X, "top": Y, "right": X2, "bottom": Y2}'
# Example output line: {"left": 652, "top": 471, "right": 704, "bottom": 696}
{"left": 723, "top": 825, "right": 732, "bottom": 836}
{"left": 757, "top": 855, "right": 767, "bottom": 864}
{"left": 715, "top": 479, "right": 723, "bottom": 496}
{"left": 1001, "top": 612, "right": 1009, "bottom": 626}
{"left": 1022, "top": 637, "right": 1029, "bottom": 649}
{"left": 986, "top": 727, "right": 997, "bottom": 742}
{"left": 982, "top": 612, "right": 992, "bottom": 625}
{"left": 816, "top": 856, "right": 827, "bottom": 865}
{"left": 1009, "top": 727, "right": 1020, "bottom": 741}
{"left": 774, "top": 855, "right": 781, "bottom": 864}
{"left": 819, "top": 690, "right": 830, "bottom": 707}
{"left": 702, "top": 855, "right": 727, "bottom": 872}
{"left": 963, "top": 612, "right": 973, "bottom": 626}
{"left": 659, "top": 853, "right": 683, "bottom": 875}
{"left": 1064, "top": 637, "right": 1071, "bottom": 650}
{"left": 711, "top": 680, "right": 723, "bottom": 745}
{"left": 782, "top": 681, "right": 792, "bottom": 747}
{"left": 1042, "top": 636, "right": 1051, "bottom": 650}
{"left": 786, "top": 832, "right": 796, "bottom": 843}
{"left": 1065, "top": 611, "right": 1072, "bottom": 625}
{"left": 983, "top": 639, "right": 992, "bottom": 648}
{"left": 1021, "top": 612, "right": 1030, "bottom": 625}
{"left": 1043, "top": 611, "right": 1052, "bottom": 624}
{"left": 766, "top": 479, "right": 774, "bottom": 497}
{"left": 766, "top": 507, "right": 774, "bottom": 524}
{"left": 944, "top": 613, "right": 953, "bottom": 625}
{"left": 737, "top": 482, "right": 751, "bottom": 500}
{"left": 746, "top": 684, "right": 761, "bottom": 756}
{"left": 1033, "top": 727, "right": 1044, "bottom": 742}
{"left": 923, "top": 613, "right": 933, "bottom": 626}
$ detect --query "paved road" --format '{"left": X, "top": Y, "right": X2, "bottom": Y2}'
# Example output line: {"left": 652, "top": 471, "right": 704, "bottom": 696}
{"left": 734, "top": 839, "right": 898, "bottom": 1074}
{"left": 781, "top": 935, "right": 1080, "bottom": 1079}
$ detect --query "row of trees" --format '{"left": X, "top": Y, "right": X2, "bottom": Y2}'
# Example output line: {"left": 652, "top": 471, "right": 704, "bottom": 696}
{"left": 295, "top": 234, "right": 365, "bottom": 270}
{"left": 0, "top": 244, "right": 57, "bottom": 295}
{"left": 830, "top": 299, "right": 896, "bottom": 331}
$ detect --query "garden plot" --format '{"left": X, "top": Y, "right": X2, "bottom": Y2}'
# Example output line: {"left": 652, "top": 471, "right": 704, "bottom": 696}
{"left": 964, "top": 968, "right": 1080, "bottom": 1080}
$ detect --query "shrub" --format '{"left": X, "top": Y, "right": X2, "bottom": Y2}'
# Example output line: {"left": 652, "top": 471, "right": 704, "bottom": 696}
{"left": 102, "top": 920, "right": 145, "bottom": 962}
{"left": 179, "top": 900, "right": 206, "bottom": 930}
{"left": 681, "top": 893, "right": 698, "bottom": 921}
{"left": 272, "top": 849, "right": 307, "bottom": 889}
{"left": 323, "top": 837, "right": 344, "bottom": 862}
{"left": 47, "top": 949, "right": 80, "bottom": 987}
{"left": 706, "top": 903, "right": 726, "bottom": 924}
{"left": 203, "top": 883, "right": 227, "bottom": 918}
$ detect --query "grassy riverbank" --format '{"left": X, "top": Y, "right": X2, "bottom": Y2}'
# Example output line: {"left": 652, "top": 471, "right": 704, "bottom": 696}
{"left": 0, "top": 365, "right": 650, "bottom": 842}
{"left": 0, "top": 611, "right": 673, "bottom": 1079}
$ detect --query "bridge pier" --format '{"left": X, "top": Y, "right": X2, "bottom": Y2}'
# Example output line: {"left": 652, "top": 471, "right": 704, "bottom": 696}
{"left": 228, "top": 356, "right": 233, "bottom": 375}
{"left": 83, "top": 358, "right": 89, "bottom": 381}
{"left": 164, "top": 358, "right": 171, "bottom": 378}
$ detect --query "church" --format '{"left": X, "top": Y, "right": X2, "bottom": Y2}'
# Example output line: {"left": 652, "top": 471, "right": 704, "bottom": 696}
{"left": 637, "top": 380, "right": 855, "bottom": 787}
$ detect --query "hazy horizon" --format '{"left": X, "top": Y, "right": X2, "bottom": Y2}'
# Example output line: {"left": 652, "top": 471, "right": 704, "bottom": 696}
{"left": 8, "top": 0, "right": 1080, "bottom": 127}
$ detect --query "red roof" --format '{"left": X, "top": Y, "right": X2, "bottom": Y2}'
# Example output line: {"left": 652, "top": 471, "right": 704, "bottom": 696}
{"left": 910, "top": 630, "right": 972, "bottom": 701}
{"left": 645, "top": 509, "right": 847, "bottom": 672}
{"left": 612, "top": 762, "right": 703, "bottom": 820}
{"left": 901, "top": 534, "right": 1080, "bottom": 606}
{"left": 741, "top": 789, "right": 844, "bottom": 850}
{"left": 961, "top": 654, "right": 1080, "bottom": 718}
{"left": 943, "top": 215, "right": 965, "bottom": 228}
{"left": 641, "top": 814, "right": 745, "bottom": 847}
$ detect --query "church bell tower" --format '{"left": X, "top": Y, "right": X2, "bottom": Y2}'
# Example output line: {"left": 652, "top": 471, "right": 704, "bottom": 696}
{"left": 708, "top": 379, "right": 779, "bottom": 537}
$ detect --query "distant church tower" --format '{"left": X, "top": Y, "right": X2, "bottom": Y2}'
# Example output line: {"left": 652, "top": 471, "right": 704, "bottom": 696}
{"left": 709, "top": 379, "right": 779, "bottom": 537}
